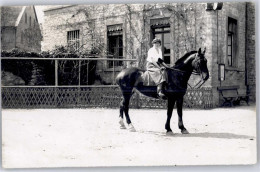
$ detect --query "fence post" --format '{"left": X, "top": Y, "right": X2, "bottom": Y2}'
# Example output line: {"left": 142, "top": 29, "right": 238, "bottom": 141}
{"left": 113, "top": 59, "right": 115, "bottom": 84}
{"left": 55, "top": 60, "right": 58, "bottom": 86}
{"left": 87, "top": 61, "right": 89, "bottom": 85}
{"left": 78, "top": 60, "right": 81, "bottom": 107}
{"left": 55, "top": 60, "right": 58, "bottom": 107}
{"left": 79, "top": 60, "right": 81, "bottom": 86}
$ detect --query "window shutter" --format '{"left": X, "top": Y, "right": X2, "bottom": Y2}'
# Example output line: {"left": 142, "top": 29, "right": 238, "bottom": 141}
{"left": 150, "top": 18, "right": 170, "bottom": 27}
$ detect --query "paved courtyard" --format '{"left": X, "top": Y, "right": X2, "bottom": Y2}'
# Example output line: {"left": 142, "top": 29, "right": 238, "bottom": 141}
{"left": 2, "top": 105, "right": 257, "bottom": 168}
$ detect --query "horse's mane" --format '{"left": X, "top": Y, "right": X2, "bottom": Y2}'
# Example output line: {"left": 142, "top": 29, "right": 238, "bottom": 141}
{"left": 173, "top": 51, "right": 197, "bottom": 68}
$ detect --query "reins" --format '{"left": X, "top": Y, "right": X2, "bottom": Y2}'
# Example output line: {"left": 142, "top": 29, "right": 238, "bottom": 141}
{"left": 165, "top": 66, "right": 187, "bottom": 73}
{"left": 165, "top": 53, "right": 206, "bottom": 89}
{"left": 166, "top": 66, "right": 200, "bottom": 75}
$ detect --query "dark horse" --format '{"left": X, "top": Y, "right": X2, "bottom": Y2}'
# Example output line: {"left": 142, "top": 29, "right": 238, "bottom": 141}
{"left": 115, "top": 48, "right": 209, "bottom": 134}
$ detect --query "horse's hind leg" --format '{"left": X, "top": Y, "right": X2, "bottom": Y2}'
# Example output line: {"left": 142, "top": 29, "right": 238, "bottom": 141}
{"left": 120, "top": 91, "right": 136, "bottom": 132}
{"left": 119, "top": 99, "right": 126, "bottom": 129}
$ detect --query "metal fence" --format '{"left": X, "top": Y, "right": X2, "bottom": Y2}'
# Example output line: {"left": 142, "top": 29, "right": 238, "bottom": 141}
{"left": 1, "top": 57, "right": 214, "bottom": 109}
{"left": 1, "top": 56, "right": 137, "bottom": 85}
{"left": 1, "top": 86, "right": 213, "bottom": 109}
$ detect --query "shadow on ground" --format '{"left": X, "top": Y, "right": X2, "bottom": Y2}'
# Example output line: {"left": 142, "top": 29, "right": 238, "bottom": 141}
{"left": 139, "top": 130, "right": 255, "bottom": 140}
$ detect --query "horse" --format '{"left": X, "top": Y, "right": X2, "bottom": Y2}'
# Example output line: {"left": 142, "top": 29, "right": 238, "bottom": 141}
{"left": 115, "top": 48, "right": 209, "bottom": 135}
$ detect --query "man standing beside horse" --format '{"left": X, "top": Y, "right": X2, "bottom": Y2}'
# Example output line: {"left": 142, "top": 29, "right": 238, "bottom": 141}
{"left": 146, "top": 38, "right": 169, "bottom": 99}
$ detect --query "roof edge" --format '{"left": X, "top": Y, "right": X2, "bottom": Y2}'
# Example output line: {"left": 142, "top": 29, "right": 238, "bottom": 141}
{"left": 44, "top": 5, "right": 77, "bottom": 12}
{"left": 32, "top": 6, "right": 39, "bottom": 23}
{"left": 15, "top": 6, "right": 26, "bottom": 27}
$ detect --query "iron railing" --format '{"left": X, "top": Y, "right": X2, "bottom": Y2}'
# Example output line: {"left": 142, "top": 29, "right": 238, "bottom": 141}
{"left": 1, "top": 86, "right": 213, "bottom": 109}
{"left": 1, "top": 56, "right": 137, "bottom": 85}
{"left": 1, "top": 57, "right": 214, "bottom": 109}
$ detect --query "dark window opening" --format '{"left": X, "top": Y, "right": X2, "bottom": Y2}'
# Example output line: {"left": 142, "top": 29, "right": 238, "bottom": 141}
{"left": 107, "top": 24, "right": 123, "bottom": 68}
{"left": 67, "top": 30, "right": 80, "bottom": 51}
{"left": 227, "top": 17, "right": 237, "bottom": 67}
{"left": 21, "top": 33, "right": 23, "bottom": 43}
{"left": 25, "top": 13, "right": 27, "bottom": 23}
{"left": 151, "top": 18, "right": 171, "bottom": 64}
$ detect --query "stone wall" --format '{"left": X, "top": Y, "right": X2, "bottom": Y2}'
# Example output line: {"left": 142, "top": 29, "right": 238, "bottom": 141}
{"left": 1, "top": 27, "right": 16, "bottom": 50}
{"left": 216, "top": 3, "right": 246, "bottom": 87}
{"left": 171, "top": 3, "right": 213, "bottom": 88}
{"left": 42, "top": 3, "right": 214, "bottom": 85}
{"left": 246, "top": 2, "right": 256, "bottom": 102}
{"left": 208, "top": 2, "right": 249, "bottom": 105}
{"left": 42, "top": 2, "right": 254, "bottom": 106}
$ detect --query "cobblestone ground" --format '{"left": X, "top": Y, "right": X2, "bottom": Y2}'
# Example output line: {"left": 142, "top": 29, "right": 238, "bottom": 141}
{"left": 2, "top": 106, "right": 257, "bottom": 168}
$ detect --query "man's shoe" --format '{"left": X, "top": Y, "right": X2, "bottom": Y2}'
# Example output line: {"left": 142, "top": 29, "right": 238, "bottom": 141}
{"left": 158, "top": 91, "right": 167, "bottom": 100}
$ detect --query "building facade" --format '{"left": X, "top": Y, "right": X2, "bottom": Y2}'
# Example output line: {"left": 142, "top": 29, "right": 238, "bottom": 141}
{"left": 1, "top": 6, "right": 42, "bottom": 52}
{"left": 42, "top": 2, "right": 256, "bottom": 106}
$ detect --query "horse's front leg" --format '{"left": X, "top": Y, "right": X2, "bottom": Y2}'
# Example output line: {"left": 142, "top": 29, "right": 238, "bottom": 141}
{"left": 176, "top": 97, "right": 189, "bottom": 134}
{"left": 165, "top": 98, "right": 175, "bottom": 135}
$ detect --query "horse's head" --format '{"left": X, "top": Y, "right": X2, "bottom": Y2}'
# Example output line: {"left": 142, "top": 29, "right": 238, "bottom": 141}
{"left": 191, "top": 48, "right": 209, "bottom": 81}
{"left": 171, "top": 48, "right": 209, "bottom": 88}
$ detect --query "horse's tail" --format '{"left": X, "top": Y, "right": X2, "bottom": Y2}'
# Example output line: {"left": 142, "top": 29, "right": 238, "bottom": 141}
{"left": 115, "top": 69, "right": 125, "bottom": 86}
{"left": 115, "top": 67, "right": 142, "bottom": 88}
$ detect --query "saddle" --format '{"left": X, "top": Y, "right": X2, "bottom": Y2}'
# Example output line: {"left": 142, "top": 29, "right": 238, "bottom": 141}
{"left": 140, "top": 71, "right": 156, "bottom": 86}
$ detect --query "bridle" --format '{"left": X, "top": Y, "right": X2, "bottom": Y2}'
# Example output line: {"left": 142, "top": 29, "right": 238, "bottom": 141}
{"left": 166, "top": 52, "right": 207, "bottom": 89}
{"left": 188, "top": 53, "right": 207, "bottom": 89}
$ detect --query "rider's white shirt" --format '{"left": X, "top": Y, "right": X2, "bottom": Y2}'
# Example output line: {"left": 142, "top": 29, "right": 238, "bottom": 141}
{"left": 146, "top": 47, "right": 163, "bottom": 63}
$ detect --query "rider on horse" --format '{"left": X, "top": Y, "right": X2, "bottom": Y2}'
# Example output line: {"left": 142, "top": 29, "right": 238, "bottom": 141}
{"left": 146, "top": 38, "right": 169, "bottom": 99}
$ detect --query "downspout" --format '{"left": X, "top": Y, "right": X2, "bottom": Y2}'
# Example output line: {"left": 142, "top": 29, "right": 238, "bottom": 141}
{"left": 217, "top": 10, "right": 221, "bottom": 87}
{"left": 245, "top": 3, "right": 248, "bottom": 92}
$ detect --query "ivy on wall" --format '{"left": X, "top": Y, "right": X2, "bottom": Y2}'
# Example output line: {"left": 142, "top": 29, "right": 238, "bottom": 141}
{"left": 54, "top": 3, "right": 202, "bottom": 69}
{"left": 2, "top": 3, "right": 208, "bottom": 86}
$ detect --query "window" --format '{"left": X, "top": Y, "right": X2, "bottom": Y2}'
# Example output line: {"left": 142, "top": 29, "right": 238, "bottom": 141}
{"left": 29, "top": 16, "right": 31, "bottom": 27}
{"left": 107, "top": 24, "right": 123, "bottom": 68}
{"left": 151, "top": 18, "right": 171, "bottom": 64}
{"left": 67, "top": 30, "right": 80, "bottom": 51}
{"left": 25, "top": 13, "right": 27, "bottom": 23}
{"left": 227, "top": 17, "right": 237, "bottom": 67}
{"left": 21, "top": 33, "right": 23, "bottom": 43}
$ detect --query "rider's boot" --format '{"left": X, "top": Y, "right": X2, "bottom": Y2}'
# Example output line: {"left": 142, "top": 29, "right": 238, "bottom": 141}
{"left": 157, "top": 82, "right": 167, "bottom": 100}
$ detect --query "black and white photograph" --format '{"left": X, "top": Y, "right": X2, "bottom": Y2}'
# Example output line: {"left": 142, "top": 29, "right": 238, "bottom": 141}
{"left": 0, "top": 0, "right": 258, "bottom": 170}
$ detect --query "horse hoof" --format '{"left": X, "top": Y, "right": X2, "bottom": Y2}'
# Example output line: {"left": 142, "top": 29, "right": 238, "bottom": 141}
{"left": 166, "top": 131, "right": 174, "bottom": 136}
{"left": 120, "top": 126, "right": 126, "bottom": 129}
{"left": 181, "top": 129, "right": 189, "bottom": 134}
{"left": 120, "top": 125, "right": 127, "bottom": 129}
{"left": 128, "top": 124, "right": 136, "bottom": 132}
{"left": 119, "top": 118, "right": 126, "bottom": 129}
